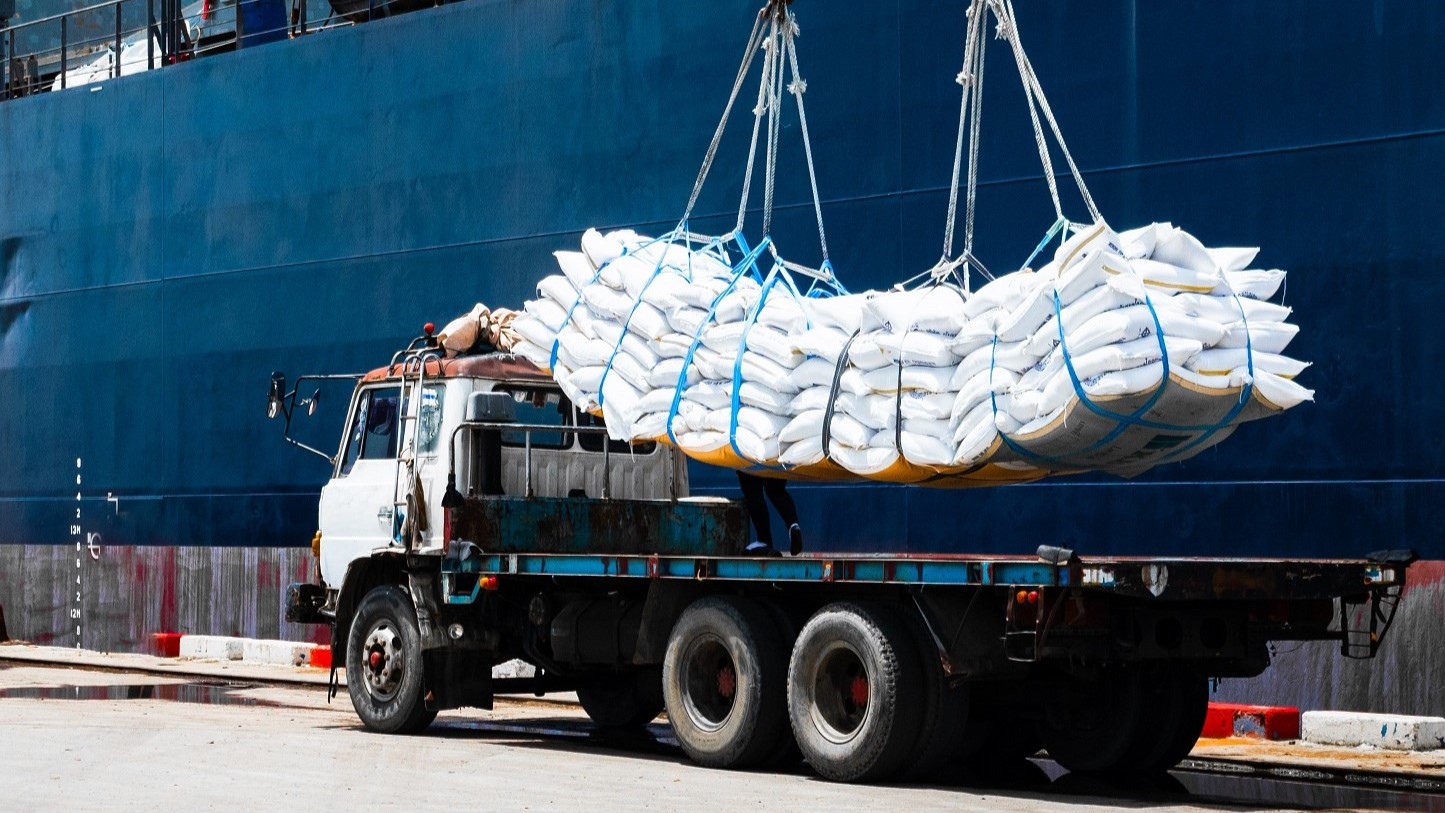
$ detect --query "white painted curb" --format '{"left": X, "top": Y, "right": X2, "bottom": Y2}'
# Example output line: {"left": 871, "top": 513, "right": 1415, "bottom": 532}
{"left": 178, "top": 635, "right": 245, "bottom": 661}
{"left": 242, "top": 639, "right": 318, "bottom": 668}
{"left": 1301, "top": 710, "right": 1445, "bottom": 751}
{"left": 179, "top": 635, "right": 317, "bottom": 666}
{"left": 177, "top": 635, "right": 537, "bottom": 679}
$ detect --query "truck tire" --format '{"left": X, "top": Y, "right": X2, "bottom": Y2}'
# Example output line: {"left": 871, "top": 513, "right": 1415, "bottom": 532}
{"left": 955, "top": 682, "right": 1043, "bottom": 767}
{"left": 1037, "top": 666, "right": 1145, "bottom": 774}
{"left": 787, "top": 602, "right": 923, "bottom": 783}
{"left": 1125, "top": 664, "right": 1209, "bottom": 773}
{"left": 898, "top": 611, "right": 970, "bottom": 782}
{"left": 346, "top": 585, "right": 437, "bottom": 734}
{"left": 662, "top": 596, "right": 790, "bottom": 769}
{"left": 577, "top": 668, "right": 665, "bottom": 730}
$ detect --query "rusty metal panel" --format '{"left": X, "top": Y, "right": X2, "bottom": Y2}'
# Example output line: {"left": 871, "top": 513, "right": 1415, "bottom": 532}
{"left": 452, "top": 496, "right": 747, "bottom": 557}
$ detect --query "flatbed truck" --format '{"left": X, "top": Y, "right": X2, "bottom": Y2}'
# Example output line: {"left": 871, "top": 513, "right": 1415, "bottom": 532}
{"left": 274, "top": 329, "right": 1414, "bottom": 783}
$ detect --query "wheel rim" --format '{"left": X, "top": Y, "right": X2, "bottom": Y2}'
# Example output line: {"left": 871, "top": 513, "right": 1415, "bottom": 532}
{"left": 809, "top": 641, "right": 870, "bottom": 745}
{"left": 361, "top": 621, "right": 404, "bottom": 703}
{"left": 680, "top": 633, "right": 737, "bottom": 733}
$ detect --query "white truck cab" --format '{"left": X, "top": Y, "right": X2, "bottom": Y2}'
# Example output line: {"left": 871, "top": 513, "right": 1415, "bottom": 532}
{"left": 292, "top": 351, "right": 686, "bottom": 593}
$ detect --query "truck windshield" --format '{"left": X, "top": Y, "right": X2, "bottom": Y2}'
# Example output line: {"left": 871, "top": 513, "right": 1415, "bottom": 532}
{"left": 339, "top": 388, "right": 401, "bottom": 475}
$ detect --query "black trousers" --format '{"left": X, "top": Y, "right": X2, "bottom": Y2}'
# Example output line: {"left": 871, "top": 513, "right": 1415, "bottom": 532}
{"left": 737, "top": 472, "right": 798, "bottom": 548}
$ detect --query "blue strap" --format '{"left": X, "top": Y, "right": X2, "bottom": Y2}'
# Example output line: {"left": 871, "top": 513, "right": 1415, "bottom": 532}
{"left": 665, "top": 234, "right": 772, "bottom": 447}
{"left": 548, "top": 264, "right": 609, "bottom": 373}
{"left": 804, "top": 259, "right": 850, "bottom": 297}
{"left": 1019, "top": 216, "right": 1069, "bottom": 272}
{"left": 597, "top": 230, "right": 685, "bottom": 407}
{"left": 993, "top": 282, "right": 1259, "bottom": 471}
{"left": 1151, "top": 287, "right": 1257, "bottom": 465}
{"left": 550, "top": 228, "right": 683, "bottom": 371}
{"left": 992, "top": 286, "right": 1175, "bottom": 469}
{"left": 728, "top": 261, "right": 803, "bottom": 464}
{"left": 988, "top": 335, "right": 1073, "bottom": 469}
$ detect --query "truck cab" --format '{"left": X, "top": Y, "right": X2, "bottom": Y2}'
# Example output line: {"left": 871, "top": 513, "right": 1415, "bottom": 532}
{"left": 304, "top": 348, "right": 686, "bottom": 594}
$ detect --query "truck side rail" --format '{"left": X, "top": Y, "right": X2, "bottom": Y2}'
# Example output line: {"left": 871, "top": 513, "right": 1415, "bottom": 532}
{"left": 460, "top": 551, "right": 1403, "bottom": 600}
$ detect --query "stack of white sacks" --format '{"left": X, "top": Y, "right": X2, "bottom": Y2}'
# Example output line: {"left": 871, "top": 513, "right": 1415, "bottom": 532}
{"left": 511, "top": 222, "right": 1312, "bottom": 484}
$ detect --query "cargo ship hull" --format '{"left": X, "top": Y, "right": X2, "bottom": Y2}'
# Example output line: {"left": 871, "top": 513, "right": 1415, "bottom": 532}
{"left": 2, "top": 1, "right": 1442, "bottom": 713}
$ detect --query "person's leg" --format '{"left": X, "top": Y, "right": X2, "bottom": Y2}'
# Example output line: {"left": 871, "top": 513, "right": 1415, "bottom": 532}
{"left": 736, "top": 472, "right": 774, "bottom": 549}
{"left": 761, "top": 477, "right": 803, "bottom": 555}
{"left": 760, "top": 477, "right": 798, "bottom": 527}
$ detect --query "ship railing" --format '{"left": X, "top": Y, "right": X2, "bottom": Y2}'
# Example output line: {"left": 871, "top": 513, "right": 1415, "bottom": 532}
{"left": 0, "top": 0, "right": 360, "bottom": 102}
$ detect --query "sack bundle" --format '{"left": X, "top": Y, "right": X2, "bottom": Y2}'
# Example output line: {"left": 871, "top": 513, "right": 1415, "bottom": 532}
{"left": 511, "top": 222, "right": 1311, "bottom": 486}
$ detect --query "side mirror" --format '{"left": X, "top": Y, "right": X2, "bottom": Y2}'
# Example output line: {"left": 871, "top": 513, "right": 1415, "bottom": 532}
{"left": 307, "top": 388, "right": 321, "bottom": 416}
{"left": 267, "top": 373, "right": 287, "bottom": 419}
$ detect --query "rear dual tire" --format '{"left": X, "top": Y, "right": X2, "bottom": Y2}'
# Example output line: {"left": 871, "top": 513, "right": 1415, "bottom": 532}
{"left": 663, "top": 596, "right": 792, "bottom": 769}
{"left": 786, "top": 602, "right": 924, "bottom": 783}
{"left": 577, "top": 669, "right": 665, "bottom": 730}
{"left": 1037, "top": 663, "right": 1208, "bottom": 775}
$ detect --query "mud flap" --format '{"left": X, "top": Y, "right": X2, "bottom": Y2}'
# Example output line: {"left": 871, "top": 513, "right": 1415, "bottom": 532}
{"left": 425, "top": 650, "right": 494, "bottom": 711}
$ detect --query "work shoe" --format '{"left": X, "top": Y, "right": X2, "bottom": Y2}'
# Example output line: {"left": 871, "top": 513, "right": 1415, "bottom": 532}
{"left": 788, "top": 523, "right": 804, "bottom": 556}
{"left": 745, "top": 540, "right": 780, "bottom": 557}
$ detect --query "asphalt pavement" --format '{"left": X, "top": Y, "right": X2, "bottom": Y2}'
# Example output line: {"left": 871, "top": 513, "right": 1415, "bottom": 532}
{"left": 1, "top": 661, "right": 1440, "bottom": 812}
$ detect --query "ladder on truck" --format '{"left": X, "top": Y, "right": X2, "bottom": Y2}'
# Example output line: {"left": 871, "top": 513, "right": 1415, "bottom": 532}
{"left": 385, "top": 331, "right": 444, "bottom": 551}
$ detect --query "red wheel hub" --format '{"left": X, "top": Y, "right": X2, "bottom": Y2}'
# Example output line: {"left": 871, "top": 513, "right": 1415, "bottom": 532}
{"left": 717, "top": 665, "right": 736, "bottom": 699}
{"left": 368, "top": 650, "right": 384, "bottom": 670}
{"left": 849, "top": 675, "right": 869, "bottom": 707}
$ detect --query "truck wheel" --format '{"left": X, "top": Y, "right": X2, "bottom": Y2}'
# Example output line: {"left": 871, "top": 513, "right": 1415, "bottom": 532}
{"left": 662, "top": 596, "right": 790, "bottom": 769}
{"left": 1127, "top": 664, "right": 1209, "bottom": 773}
{"left": 346, "top": 585, "right": 437, "bottom": 734}
{"left": 787, "top": 602, "right": 923, "bottom": 783}
{"left": 1037, "top": 666, "right": 1145, "bottom": 774}
{"left": 577, "top": 668, "right": 665, "bottom": 730}
{"left": 955, "top": 682, "right": 1043, "bottom": 767}
{"left": 898, "top": 611, "right": 970, "bottom": 782}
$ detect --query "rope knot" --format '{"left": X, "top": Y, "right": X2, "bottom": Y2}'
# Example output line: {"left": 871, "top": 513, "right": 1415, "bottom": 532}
{"left": 787, "top": 77, "right": 807, "bottom": 96}
{"left": 956, "top": 70, "right": 972, "bottom": 87}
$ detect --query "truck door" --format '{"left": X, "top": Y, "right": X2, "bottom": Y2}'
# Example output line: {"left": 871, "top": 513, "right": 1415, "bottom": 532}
{"left": 317, "top": 385, "right": 404, "bottom": 588}
{"left": 318, "top": 381, "right": 453, "bottom": 586}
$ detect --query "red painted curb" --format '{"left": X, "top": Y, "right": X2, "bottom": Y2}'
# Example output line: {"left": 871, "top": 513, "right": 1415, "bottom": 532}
{"left": 150, "top": 632, "right": 183, "bottom": 658}
{"left": 1202, "top": 702, "right": 1301, "bottom": 740}
{"left": 310, "top": 645, "right": 332, "bottom": 671}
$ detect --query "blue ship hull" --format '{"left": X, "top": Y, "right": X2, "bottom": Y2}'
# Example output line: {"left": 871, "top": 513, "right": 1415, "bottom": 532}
{"left": 2, "top": 0, "right": 1443, "bottom": 565}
